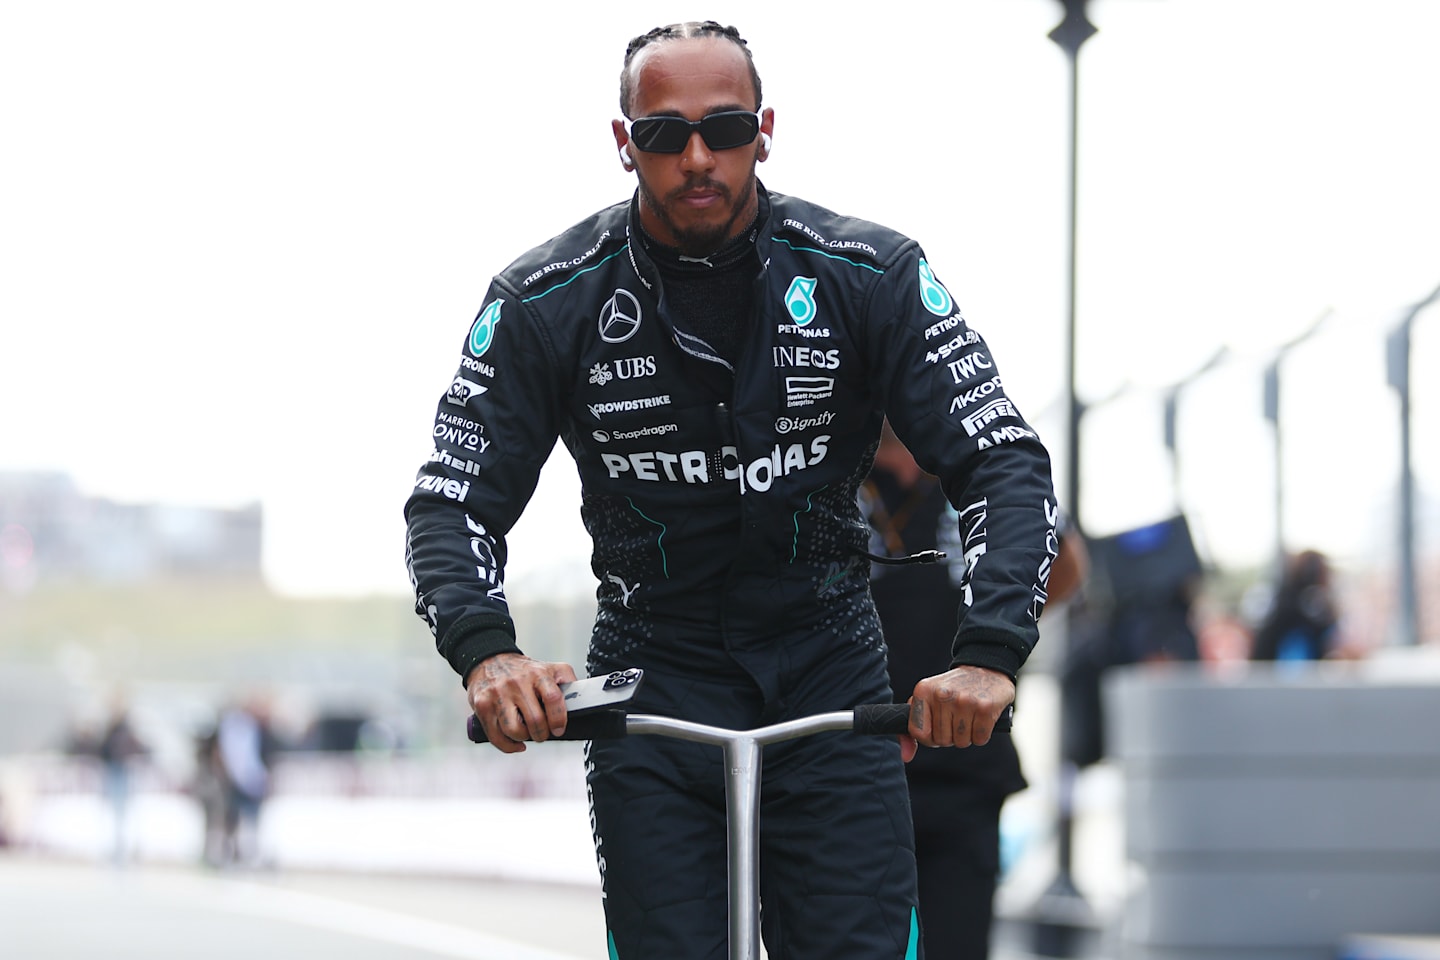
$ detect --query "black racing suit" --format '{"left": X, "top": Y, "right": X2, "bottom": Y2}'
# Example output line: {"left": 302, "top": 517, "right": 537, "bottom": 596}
{"left": 404, "top": 185, "right": 1057, "bottom": 960}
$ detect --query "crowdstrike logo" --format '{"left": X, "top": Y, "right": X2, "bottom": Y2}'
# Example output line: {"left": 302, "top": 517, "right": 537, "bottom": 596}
{"left": 588, "top": 395, "right": 672, "bottom": 419}
{"left": 599, "top": 289, "right": 642, "bottom": 343}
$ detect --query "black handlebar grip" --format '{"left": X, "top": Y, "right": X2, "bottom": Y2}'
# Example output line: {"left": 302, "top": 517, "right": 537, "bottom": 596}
{"left": 853, "top": 703, "right": 912, "bottom": 735}
{"left": 466, "top": 709, "right": 630, "bottom": 744}
{"left": 852, "top": 703, "right": 1015, "bottom": 736}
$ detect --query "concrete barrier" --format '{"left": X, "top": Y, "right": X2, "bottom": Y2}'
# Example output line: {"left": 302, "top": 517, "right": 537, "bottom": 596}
{"left": 1105, "top": 658, "right": 1440, "bottom": 960}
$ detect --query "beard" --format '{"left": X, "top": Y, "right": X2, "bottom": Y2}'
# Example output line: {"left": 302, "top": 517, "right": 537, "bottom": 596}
{"left": 637, "top": 172, "right": 758, "bottom": 258}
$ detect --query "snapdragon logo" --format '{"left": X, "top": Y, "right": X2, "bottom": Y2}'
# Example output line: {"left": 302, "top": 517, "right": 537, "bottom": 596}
{"left": 612, "top": 423, "right": 678, "bottom": 441}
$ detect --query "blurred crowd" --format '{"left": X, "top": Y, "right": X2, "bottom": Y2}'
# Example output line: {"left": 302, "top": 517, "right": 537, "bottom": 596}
{"left": 1060, "top": 518, "right": 1375, "bottom": 771}
{"left": 62, "top": 693, "right": 281, "bottom": 868}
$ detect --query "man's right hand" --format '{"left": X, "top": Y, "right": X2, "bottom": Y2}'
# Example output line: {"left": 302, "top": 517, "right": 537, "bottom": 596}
{"left": 465, "top": 653, "right": 578, "bottom": 754}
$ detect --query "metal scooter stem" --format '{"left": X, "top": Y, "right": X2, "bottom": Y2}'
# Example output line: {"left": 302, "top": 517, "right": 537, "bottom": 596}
{"left": 626, "top": 712, "right": 858, "bottom": 960}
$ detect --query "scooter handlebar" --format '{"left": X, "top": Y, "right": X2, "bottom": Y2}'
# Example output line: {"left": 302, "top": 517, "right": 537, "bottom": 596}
{"left": 465, "top": 709, "right": 629, "bottom": 744}
{"left": 466, "top": 702, "right": 1011, "bottom": 743}
{"left": 851, "top": 702, "right": 1013, "bottom": 736}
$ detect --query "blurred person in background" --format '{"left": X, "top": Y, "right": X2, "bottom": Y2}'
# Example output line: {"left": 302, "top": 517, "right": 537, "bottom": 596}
{"left": 215, "top": 693, "right": 277, "bottom": 868}
{"left": 863, "top": 421, "right": 1087, "bottom": 960}
{"left": 1250, "top": 549, "right": 1345, "bottom": 662}
{"left": 97, "top": 694, "right": 147, "bottom": 867}
{"left": 192, "top": 722, "right": 228, "bottom": 867}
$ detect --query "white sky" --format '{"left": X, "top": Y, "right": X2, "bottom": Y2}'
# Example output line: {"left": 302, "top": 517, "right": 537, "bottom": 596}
{"left": 3, "top": 0, "right": 1438, "bottom": 597}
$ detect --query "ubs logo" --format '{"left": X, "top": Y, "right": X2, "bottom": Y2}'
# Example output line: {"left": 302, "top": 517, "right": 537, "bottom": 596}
{"left": 599, "top": 289, "right": 642, "bottom": 343}
{"left": 615, "top": 356, "right": 656, "bottom": 379}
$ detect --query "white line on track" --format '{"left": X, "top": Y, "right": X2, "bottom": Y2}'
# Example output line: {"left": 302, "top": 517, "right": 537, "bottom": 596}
{"left": 210, "top": 879, "right": 590, "bottom": 960}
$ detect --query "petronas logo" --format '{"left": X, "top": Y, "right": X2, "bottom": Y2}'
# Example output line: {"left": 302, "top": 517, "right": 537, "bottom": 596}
{"left": 785, "top": 276, "right": 819, "bottom": 326}
{"left": 469, "top": 300, "right": 503, "bottom": 357}
{"left": 918, "top": 260, "right": 953, "bottom": 317}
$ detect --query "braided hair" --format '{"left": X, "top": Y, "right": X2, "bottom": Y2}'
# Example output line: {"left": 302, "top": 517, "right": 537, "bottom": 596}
{"left": 619, "top": 21, "right": 763, "bottom": 117}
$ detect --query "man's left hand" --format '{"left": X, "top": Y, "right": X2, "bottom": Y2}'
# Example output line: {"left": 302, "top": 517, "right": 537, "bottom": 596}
{"left": 907, "top": 665, "right": 1015, "bottom": 748}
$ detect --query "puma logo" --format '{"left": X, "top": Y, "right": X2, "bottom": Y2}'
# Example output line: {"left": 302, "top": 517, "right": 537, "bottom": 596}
{"left": 607, "top": 574, "right": 640, "bottom": 608}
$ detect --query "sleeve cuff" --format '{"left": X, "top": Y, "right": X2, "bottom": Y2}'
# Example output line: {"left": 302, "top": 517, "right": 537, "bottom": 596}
{"left": 949, "top": 636, "right": 1026, "bottom": 682}
{"left": 440, "top": 614, "right": 522, "bottom": 686}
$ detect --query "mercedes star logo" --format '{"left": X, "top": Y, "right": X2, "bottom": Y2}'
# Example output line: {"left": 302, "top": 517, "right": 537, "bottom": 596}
{"left": 599, "top": 289, "right": 642, "bottom": 344}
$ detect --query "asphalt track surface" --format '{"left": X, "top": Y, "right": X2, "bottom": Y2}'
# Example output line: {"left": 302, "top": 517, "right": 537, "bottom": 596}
{"left": 0, "top": 855, "right": 607, "bottom": 960}
{"left": 0, "top": 855, "right": 1082, "bottom": 959}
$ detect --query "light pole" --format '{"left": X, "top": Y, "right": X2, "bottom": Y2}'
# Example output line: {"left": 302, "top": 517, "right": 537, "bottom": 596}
{"left": 1032, "top": 3, "right": 1096, "bottom": 957}
{"left": 1386, "top": 280, "right": 1440, "bottom": 646}
{"left": 1163, "top": 347, "right": 1229, "bottom": 509}
{"left": 1261, "top": 311, "right": 1330, "bottom": 568}
{"left": 1054, "top": 0, "right": 1095, "bottom": 538}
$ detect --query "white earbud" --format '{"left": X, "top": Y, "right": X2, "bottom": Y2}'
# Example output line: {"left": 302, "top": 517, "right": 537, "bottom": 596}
{"left": 760, "top": 132, "right": 773, "bottom": 157}
{"left": 618, "top": 144, "right": 635, "bottom": 170}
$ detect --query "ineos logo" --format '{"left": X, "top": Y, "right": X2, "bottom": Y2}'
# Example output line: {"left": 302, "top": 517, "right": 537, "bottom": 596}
{"left": 599, "top": 289, "right": 642, "bottom": 344}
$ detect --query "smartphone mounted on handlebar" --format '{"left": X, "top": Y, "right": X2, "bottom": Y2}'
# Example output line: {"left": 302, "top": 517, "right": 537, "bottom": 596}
{"left": 466, "top": 669, "right": 645, "bottom": 744}
{"left": 560, "top": 668, "right": 645, "bottom": 715}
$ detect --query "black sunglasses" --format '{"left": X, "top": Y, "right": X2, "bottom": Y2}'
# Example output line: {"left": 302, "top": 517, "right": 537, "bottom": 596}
{"left": 625, "top": 110, "right": 761, "bottom": 154}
